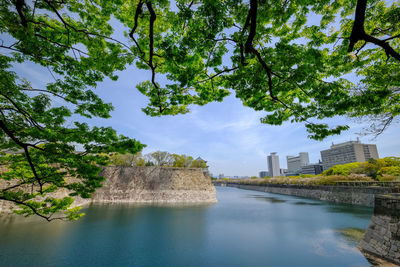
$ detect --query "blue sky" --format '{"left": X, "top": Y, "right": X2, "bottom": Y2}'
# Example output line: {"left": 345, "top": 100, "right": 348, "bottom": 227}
{"left": 17, "top": 60, "right": 400, "bottom": 177}
{"left": 11, "top": 8, "right": 400, "bottom": 177}
{"left": 97, "top": 70, "right": 400, "bottom": 177}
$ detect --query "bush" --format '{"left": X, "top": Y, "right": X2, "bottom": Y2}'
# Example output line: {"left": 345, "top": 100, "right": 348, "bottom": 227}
{"left": 322, "top": 162, "right": 362, "bottom": 176}
{"left": 377, "top": 166, "right": 400, "bottom": 177}
{"left": 299, "top": 174, "right": 316, "bottom": 178}
{"left": 311, "top": 175, "right": 373, "bottom": 185}
{"left": 377, "top": 175, "right": 400, "bottom": 182}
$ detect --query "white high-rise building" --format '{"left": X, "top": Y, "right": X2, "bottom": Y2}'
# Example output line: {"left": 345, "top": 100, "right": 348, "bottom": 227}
{"left": 286, "top": 152, "right": 310, "bottom": 174}
{"left": 267, "top": 152, "right": 280, "bottom": 177}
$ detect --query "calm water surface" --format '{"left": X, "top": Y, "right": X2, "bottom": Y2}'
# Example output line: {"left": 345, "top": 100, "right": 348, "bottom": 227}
{"left": 0, "top": 186, "right": 373, "bottom": 266}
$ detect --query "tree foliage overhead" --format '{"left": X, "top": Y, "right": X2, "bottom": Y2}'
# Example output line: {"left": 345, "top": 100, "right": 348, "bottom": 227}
{"left": 0, "top": 0, "right": 145, "bottom": 220}
{"left": 114, "top": 0, "right": 399, "bottom": 139}
{"left": 0, "top": 0, "right": 399, "bottom": 219}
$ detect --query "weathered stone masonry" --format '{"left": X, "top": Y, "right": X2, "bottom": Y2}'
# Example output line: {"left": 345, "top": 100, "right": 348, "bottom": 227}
{"left": 91, "top": 166, "right": 217, "bottom": 204}
{"left": 216, "top": 182, "right": 400, "bottom": 264}
{"left": 359, "top": 194, "right": 400, "bottom": 265}
{"left": 216, "top": 182, "right": 400, "bottom": 207}
{"left": 0, "top": 166, "right": 217, "bottom": 213}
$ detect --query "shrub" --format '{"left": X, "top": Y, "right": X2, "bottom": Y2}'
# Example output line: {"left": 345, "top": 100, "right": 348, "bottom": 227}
{"left": 377, "top": 175, "right": 400, "bottom": 182}
{"left": 299, "top": 174, "right": 316, "bottom": 178}
{"left": 377, "top": 166, "right": 400, "bottom": 177}
{"left": 323, "top": 162, "right": 362, "bottom": 176}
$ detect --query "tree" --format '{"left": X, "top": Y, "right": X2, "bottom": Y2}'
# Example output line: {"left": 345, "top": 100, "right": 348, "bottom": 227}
{"left": 0, "top": 0, "right": 145, "bottom": 220}
{"left": 114, "top": 0, "right": 399, "bottom": 139}
{"left": 147, "top": 151, "right": 173, "bottom": 166}
{"left": 171, "top": 154, "right": 194, "bottom": 167}
{"left": 190, "top": 159, "right": 207, "bottom": 168}
{"left": 109, "top": 152, "right": 146, "bottom": 166}
{"left": 1, "top": 0, "right": 399, "bottom": 219}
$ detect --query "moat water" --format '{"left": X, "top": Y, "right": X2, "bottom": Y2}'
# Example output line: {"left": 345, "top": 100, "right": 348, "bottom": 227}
{"left": 0, "top": 187, "right": 373, "bottom": 266}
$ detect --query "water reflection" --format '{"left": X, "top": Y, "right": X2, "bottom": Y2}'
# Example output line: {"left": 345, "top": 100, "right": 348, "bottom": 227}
{"left": 0, "top": 187, "right": 373, "bottom": 267}
{"left": 293, "top": 201, "right": 322, "bottom": 206}
{"left": 246, "top": 194, "right": 287, "bottom": 203}
{"left": 324, "top": 204, "right": 373, "bottom": 219}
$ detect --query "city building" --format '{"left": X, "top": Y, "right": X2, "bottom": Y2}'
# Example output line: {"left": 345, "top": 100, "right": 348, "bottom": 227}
{"left": 320, "top": 139, "right": 379, "bottom": 170}
{"left": 259, "top": 171, "right": 269, "bottom": 178}
{"left": 267, "top": 152, "right": 280, "bottom": 177}
{"left": 218, "top": 174, "right": 225, "bottom": 179}
{"left": 286, "top": 152, "right": 310, "bottom": 175}
{"left": 300, "top": 162, "right": 323, "bottom": 175}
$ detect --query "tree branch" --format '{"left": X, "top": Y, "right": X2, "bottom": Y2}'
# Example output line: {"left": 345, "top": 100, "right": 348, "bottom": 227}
{"left": 129, "top": 1, "right": 145, "bottom": 56}
{"left": 348, "top": 0, "right": 400, "bottom": 61}
{"left": 244, "top": 0, "right": 258, "bottom": 54}
{"left": 15, "top": 0, "right": 27, "bottom": 27}
{"left": 196, "top": 66, "right": 240, "bottom": 84}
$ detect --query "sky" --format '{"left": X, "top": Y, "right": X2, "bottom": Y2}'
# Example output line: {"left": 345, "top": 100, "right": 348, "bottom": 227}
{"left": 10, "top": 6, "right": 400, "bottom": 177}
{"left": 94, "top": 69, "right": 400, "bottom": 177}
{"left": 16, "top": 60, "right": 400, "bottom": 177}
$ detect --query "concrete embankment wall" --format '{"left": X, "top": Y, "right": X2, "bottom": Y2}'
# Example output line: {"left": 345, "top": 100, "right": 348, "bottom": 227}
{"left": 0, "top": 167, "right": 217, "bottom": 212}
{"left": 359, "top": 194, "right": 400, "bottom": 265}
{"left": 216, "top": 182, "right": 400, "bottom": 207}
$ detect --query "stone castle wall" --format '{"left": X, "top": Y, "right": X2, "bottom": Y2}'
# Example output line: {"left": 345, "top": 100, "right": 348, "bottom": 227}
{"left": 216, "top": 182, "right": 400, "bottom": 207}
{"left": 91, "top": 166, "right": 217, "bottom": 204}
{"left": 217, "top": 182, "right": 400, "bottom": 264}
{"left": 0, "top": 166, "right": 217, "bottom": 213}
{"left": 359, "top": 194, "right": 400, "bottom": 265}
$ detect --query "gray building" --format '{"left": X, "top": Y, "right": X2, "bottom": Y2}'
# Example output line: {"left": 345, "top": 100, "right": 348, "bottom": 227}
{"left": 259, "top": 171, "right": 269, "bottom": 178}
{"left": 267, "top": 152, "right": 281, "bottom": 177}
{"left": 320, "top": 140, "right": 379, "bottom": 170}
{"left": 286, "top": 152, "right": 310, "bottom": 175}
{"left": 301, "top": 162, "right": 323, "bottom": 175}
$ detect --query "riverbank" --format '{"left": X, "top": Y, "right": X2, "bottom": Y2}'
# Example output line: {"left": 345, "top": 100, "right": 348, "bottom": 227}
{"left": 216, "top": 182, "right": 400, "bottom": 265}
{"left": 214, "top": 182, "right": 400, "bottom": 207}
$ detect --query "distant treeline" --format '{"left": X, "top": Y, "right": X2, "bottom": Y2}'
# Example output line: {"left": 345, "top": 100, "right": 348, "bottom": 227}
{"left": 105, "top": 151, "right": 207, "bottom": 168}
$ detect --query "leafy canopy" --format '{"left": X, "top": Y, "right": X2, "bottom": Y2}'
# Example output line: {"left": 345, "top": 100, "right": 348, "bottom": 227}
{"left": 0, "top": 0, "right": 145, "bottom": 220}
{"left": 1, "top": 0, "right": 399, "bottom": 219}
{"left": 111, "top": 0, "right": 399, "bottom": 139}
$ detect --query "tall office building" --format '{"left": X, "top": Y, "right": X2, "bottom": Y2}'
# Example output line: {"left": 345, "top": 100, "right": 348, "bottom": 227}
{"left": 286, "top": 152, "right": 310, "bottom": 174}
{"left": 320, "top": 139, "right": 379, "bottom": 170}
{"left": 267, "top": 152, "right": 281, "bottom": 177}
